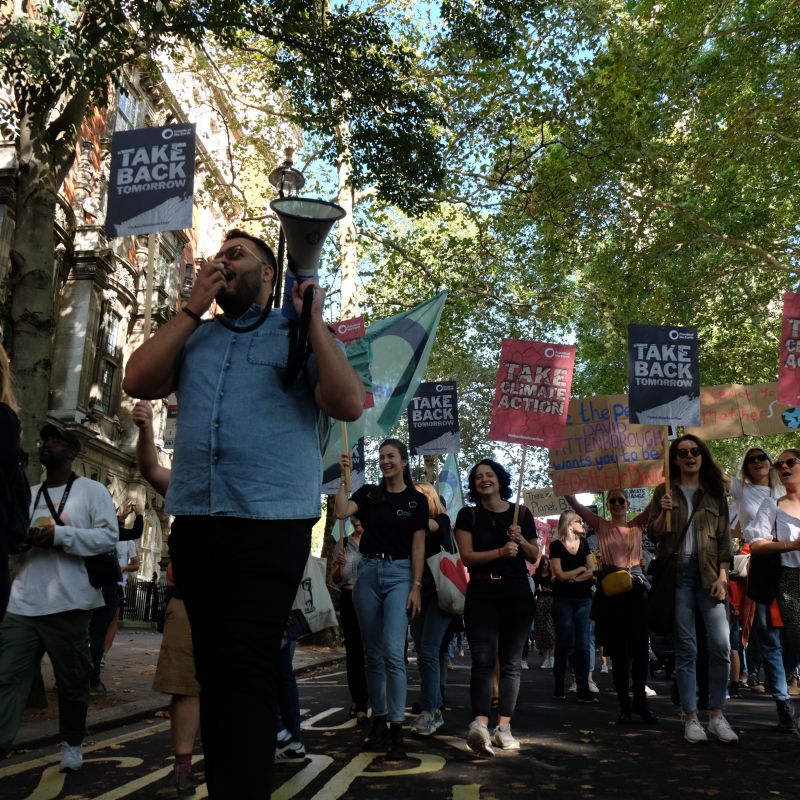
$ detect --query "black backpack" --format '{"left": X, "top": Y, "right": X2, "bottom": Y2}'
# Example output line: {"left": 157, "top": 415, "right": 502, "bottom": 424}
{"left": 1, "top": 446, "right": 31, "bottom": 554}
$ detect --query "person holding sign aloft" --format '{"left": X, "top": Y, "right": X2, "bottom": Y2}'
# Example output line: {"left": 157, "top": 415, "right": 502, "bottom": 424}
{"left": 563, "top": 489, "right": 657, "bottom": 724}
{"left": 648, "top": 434, "right": 736, "bottom": 744}
{"left": 335, "top": 440, "right": 427, "bottom": 760}
{"left": 454, "top": 459, "right": 539, "bottom": 757}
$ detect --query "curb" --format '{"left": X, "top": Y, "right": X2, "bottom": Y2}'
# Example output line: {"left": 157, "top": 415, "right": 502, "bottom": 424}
{"left": 13, "top": 654, "right": 346, "bottom": 752}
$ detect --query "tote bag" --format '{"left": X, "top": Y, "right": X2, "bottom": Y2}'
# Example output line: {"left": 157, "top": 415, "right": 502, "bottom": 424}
{"left": 427, "top": 527, "right": 469, "bottom": 616}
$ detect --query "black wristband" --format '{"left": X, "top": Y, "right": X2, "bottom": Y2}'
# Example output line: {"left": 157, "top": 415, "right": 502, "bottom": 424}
{"left": 182, "top": 306, "right": 203, "bottom": 325}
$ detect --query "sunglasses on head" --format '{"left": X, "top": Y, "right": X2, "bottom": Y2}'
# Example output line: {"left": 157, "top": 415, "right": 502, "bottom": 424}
{"left": 676, "top": 446, "right": 700, "bottom": 459}
{"left": 774, "top": 457, "right": 800, "bottom": 471}
{"left": 745, "top": 453, "right": 770, "bottom": 466}
{"left": 609, "top": 497, "right": 627, "bottom": 506}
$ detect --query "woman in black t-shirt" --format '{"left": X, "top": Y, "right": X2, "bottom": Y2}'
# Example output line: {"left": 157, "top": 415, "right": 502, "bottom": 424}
{"left": 550, "top": 512, "right": 596, "bottom": 703}
{"left": 454, "top": 459, "right": 539, "bottom": 757}
{"left": 335, "top": 438, "right": 427, "bottom": 760}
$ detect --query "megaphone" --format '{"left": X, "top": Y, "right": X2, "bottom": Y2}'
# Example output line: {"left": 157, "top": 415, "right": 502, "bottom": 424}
{"left": 270, "top": 198, "right": 346, "bottom": 278}
{"left": 270, "top": 197, "right": 346, "bottom": 385}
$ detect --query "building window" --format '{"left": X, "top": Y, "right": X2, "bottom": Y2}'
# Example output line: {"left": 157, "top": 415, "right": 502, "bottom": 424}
{"left": 98, "top": 362, "right": 117, "bottom": 416}
{"left": 94, "top": 302, "right": 123, "bottom": 417}
{"left": 103, "top": 311, "right": 121, "bottom": 357}
{"left": 116, "top": 85, "right": 142, "bottom": 132}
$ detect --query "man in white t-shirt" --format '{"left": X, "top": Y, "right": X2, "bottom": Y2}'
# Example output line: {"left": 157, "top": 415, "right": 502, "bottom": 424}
{"left": 0, "top": 424, "right": 118, "bottom": 771}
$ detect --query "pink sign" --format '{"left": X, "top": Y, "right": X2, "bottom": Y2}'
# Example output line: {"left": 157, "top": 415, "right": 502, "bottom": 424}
{"left": 489, "top": 339, "right": 576, "bottom": 449}
{"left": 333, "top": 316, "right": 366, "bottom": 342}
{"left": 778, "top": 292, "right": 800, "bottom": 405}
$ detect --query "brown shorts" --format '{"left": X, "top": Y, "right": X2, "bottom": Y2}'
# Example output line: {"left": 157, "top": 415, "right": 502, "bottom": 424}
{"left": 152, "top": 598, "right": 200, "bottom": 697}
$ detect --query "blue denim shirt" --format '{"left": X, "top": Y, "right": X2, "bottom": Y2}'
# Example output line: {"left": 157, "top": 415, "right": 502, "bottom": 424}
{"left": 165, "top": 305, "right": 329, "bottom": 520}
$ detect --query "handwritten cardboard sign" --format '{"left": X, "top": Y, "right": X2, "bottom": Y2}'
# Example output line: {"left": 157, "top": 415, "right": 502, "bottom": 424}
{"left": 522, "top": 488, "right": 571, "bottom": 518}
{"left": 549, "top": 395, "right": 666, "bottom": 495}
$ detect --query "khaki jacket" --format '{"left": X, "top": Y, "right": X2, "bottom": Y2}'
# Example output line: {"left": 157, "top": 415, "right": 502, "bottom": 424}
{"left": 648, "top": 483, "right": 732, "bottom": 589}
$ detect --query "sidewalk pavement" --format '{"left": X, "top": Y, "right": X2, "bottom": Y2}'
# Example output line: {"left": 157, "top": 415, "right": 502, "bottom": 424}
{"left": 15, "top": 625, "right": 345, "bottom": 750}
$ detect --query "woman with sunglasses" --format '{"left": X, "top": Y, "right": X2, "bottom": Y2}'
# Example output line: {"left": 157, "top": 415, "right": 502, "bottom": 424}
{"left": 649, "top": 434, "right": 735, "bottom": 744}
{"left": 564, "top": 490, "right": 656, "bottom": 723}
{"left": 731, "top": 447, "right": 797, "bottom": 730}
{"left": 745, "top": 449, "right": 800, "bottom": 734}
{"left": 550, "top": 511, "right": 597, "bottom": 704}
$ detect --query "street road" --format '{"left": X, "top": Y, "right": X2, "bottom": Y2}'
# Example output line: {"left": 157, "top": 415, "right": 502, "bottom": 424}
{"left": 1, "top": 653, "right": 797, "bottom": 799}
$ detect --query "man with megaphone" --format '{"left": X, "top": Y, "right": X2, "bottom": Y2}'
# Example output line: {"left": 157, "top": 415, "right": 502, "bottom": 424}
{"left": 123, "top": 227, "right": 364, "bottom": 799}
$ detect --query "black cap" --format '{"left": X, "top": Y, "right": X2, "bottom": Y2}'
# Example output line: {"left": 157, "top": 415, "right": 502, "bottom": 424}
{"left": 40, "top": 424, "right": 81, "bottom": 454}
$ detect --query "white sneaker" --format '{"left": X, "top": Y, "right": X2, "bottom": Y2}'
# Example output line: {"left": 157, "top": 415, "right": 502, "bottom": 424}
{"left": 568, "top": 680, "right": 577, "bottom": 693}
{"left": 59, "top": 742, "right": 83, "bottom": 772}
{"left": 600, "top": 662, "right": 609, "bottom": 674}
{"left": 492, "top": 723, "right": 521, "bottom": 750}
{"left": 521, "top": 661, "right": 529, "bottom": 670}
{"left": 466, "top": 720, "right": 494, "bottom": 756}
{"left": 684, "top": 719, "right": 708, "bottom": 744}
{"left": 708, "top": 714, "right": 739, "bottom": 744}
{"left": 410, "top": 710, "right": 438, "bottom": 737}
{"left": 645, "top": 685, "right": 657, "bottom": 697}
{"left": 431, "top": 708, "right": 444, "bottom": 732}
{"left": 588, "top": 680, "right": 600, "bottom": 694}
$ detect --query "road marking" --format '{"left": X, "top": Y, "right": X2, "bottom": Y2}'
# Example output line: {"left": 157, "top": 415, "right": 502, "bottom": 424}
{"left": 272, "top": 755, "right": 334, "bottom": 800}
{"left": 307, "top": 753, "right": 445, "bottom": 800}
{"left": 24, "top": 757, "right": 143, "bottom": 800}
{"left": 0, "top": 722, "right": 170, "bottom": 778}
{"left": 453, "top": 786, "right": 482, "bottom": 800}
{"left": 301, "top": 708, "right": 357, "bottom": 730}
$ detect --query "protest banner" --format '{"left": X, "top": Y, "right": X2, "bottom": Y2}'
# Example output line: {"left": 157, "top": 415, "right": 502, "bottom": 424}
{"left": 489, "top": 339, "right": 576, "bottom": 449}
{"left": 627, "top": 324, "right": 700, "bottom": 426}
{"left": 333, "top": 316, "right": 366, "bottom": 343}
{"left": 778, "top": 292, "right": 800, "bottom": 405}
{"left": 321, "top": 437, "right": 365, "bottom": 496}
{"left": 105, "top": 123, "right": 196, "bottom": 237}
{"left": 549, "top": 395, "right": 666, "bottom": 495}
{"left": 684, "top": 384, "right": 743, "bottom": 440}
{"left": 408, "top": 381, "right": 460, "bottom": 455}
{"left": 737, "top": 383, "right": 800, "bottom": 435}
{"left": 522, "top": 488, "right": 571, "bottom": 518}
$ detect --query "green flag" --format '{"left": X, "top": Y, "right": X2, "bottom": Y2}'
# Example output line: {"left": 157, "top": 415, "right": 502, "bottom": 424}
{"left": 322, "top": 290, "right": 448, "bottom": 485}
{"left": 438, "top": 452, "right": 465, "bottom": 519}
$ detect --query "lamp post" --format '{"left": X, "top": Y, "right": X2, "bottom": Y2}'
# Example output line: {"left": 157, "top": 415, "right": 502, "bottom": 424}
{"left": 268, "top": 149, "right": 306, "bottom": 308}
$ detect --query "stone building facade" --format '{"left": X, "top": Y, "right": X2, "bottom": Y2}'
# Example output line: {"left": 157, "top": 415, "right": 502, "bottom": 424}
{"left": 0, "top": 53, "right": 294, "bottom": 578}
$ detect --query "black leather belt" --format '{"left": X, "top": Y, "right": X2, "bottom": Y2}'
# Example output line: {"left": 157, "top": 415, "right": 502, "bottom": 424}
{"left": 470, "top": 573, "right": 525, "bottom": 581}
{"left": 362, "top": 553, "right": 409, "bottom": 562}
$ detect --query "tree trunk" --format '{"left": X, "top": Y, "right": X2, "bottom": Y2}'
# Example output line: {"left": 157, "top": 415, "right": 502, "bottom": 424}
{"left": 9, "top": 123, "right": 61, "bottom": 473}
{"left": 335, "top": 120, "right": 359, "bottom": 319}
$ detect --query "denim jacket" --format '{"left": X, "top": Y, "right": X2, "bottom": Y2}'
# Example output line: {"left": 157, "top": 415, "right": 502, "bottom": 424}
{"left": 648, "top": 483, "right": 732, "bottom": 589}
{"left": 166, "top": 306, "right": 329, "bottom": 520}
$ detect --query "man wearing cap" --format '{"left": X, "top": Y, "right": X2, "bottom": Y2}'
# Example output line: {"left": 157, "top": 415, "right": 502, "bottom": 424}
{"left": 0, "top": 424, "right": 118, "bottom": 771}
{"left": 123, "top": 230, "right": 364, "bottom": 798}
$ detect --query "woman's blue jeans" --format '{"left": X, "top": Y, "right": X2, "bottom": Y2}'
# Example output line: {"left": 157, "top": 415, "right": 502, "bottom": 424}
{"left": 552, "top": 595, "right": 592, "bottom": 693}
{"left": 410, "top": 584, "right": 453, "bottom": 711}
{"left": 674, "top": 555, "right": 730, "bottom": 714}
{"left": 353, "top": 558, "right": 412, "bottom": 723}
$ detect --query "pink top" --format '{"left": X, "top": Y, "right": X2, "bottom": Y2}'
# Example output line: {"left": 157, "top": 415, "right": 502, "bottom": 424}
{"left": 571, "top": 503, "right": 651, "bottom": 568}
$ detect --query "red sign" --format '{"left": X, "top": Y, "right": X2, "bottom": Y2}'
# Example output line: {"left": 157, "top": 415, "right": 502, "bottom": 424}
{"left": 333, "top": 316, "right": 365, "bottom": 342}
{"left": 489, "top": 339, "right": 576, "bottom": 449}
{"left": 778, "top": 292, "right": 800, "bottom": 405}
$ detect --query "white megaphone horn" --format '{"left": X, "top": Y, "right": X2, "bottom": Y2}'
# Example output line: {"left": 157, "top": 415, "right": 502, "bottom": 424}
{"left": 270, "top": 197, "right": 346, "bottom": 278}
